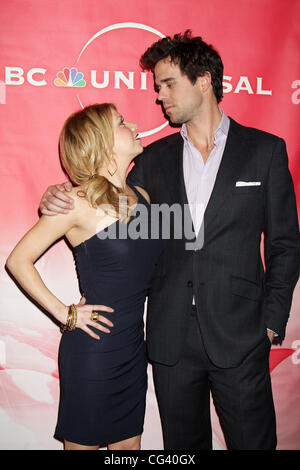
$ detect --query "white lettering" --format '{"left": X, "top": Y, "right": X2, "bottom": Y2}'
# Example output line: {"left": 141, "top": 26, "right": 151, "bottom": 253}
{"left": 114, "top": 71, "right": 134, "bottom": 89}
{"left": 222, "top": 76, "right": 233, "bottom": 94}
{"left": 104, "top": 454, "right": 139, "bottom": 467}
{"left": 291, "top": 340, "right": 300, "bottom": 365}
{"left": 140, "top": 72, "right": 147, "bottom": 90}
{"left": 256, "top": 77, "right": 272, "bottom": 95}
{"left": 234, "top": 76, "right": 254, "bottom": 94}
{"left": 5, "top": 66, "right": 24, "bottom": 85}
{"left": 27, "top": 68, "right": 47, "bottom": 86}
{"left": 91, "top": 70, "right": 109, "bottom": 88}
{"left": 291, "top": 80, "right": 300, "bottom": 104}
{"left": 0, "top": 80, "right": 5, "bottom": 104}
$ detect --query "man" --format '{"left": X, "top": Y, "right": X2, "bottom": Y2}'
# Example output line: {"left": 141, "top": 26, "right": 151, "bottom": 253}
{"left": 40, "top": 31, "right": 300, "bottom": 450}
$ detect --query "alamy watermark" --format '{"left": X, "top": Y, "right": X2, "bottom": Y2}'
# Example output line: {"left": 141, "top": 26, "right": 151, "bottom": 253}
{"left": 95, "top": 197, "right": 205, "bottom": 251}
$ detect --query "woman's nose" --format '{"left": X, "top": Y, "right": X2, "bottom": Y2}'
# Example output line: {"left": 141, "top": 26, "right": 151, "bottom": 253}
{"left": 129, "top": 122, "right": 138, "bottom": 134}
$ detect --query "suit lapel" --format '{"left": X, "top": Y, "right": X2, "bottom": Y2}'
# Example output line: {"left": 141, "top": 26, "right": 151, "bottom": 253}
{"left": 160, "top": 133, "right": 195, "bottom": 239}
{"left": 159, "top": 119, "right": 248, "bottom": 242}
{"left": 161, "top": 134, "right": 186, "bottom": 204}
{"left": 203, "top": 118, "right": 248, "bottom": 231}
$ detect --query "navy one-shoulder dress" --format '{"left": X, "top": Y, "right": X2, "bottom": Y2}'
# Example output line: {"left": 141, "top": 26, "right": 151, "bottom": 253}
{"left": 54, "top": 186, "right": 164, "bottom": 446}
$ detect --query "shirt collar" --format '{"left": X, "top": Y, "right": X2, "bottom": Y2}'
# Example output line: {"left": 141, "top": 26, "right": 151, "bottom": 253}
{"left": 180, "top": 109, "right": 230, "bottom": 145}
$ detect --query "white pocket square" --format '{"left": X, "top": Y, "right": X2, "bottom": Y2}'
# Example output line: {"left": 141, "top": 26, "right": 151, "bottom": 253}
{"left": 235, "top": 181, "right": 261, "bottom": 187}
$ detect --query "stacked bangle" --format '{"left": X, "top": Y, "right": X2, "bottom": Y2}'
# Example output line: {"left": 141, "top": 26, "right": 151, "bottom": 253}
{"left": 61, "top": 304, "right": 77, "bottom": 332}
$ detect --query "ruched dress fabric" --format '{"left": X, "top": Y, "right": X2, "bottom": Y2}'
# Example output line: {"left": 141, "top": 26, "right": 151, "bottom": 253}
{"left": 54, "top": 186, "right": 164, "bottom": 446}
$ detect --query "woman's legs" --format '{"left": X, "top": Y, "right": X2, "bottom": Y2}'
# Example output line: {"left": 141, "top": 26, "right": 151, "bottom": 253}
{"left": 64, "top": 434, "right": 141, "bottom": 450}
{"left": 64, "top": 440, "right": 99, "bottom": 450}
{"left": 108, "top": 435, "right": 141, "bottom": 450}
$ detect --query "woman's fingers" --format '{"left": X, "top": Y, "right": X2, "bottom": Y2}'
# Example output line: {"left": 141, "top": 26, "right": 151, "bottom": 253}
{"left": 87, "top": 304, "right": 115, "bottom": 327}
{"left": 82, "top": 318, "right": 112, "bottom": 339}
{"left": 74, "top": 303, "right": 115, "bottom": 339}
{"left": 94, "top": 314, "right": 114, "bottom": 328}
{"left": 92, "top": 304, "right": 114, "bottom": 313}
{"left": 88, "top": 320, "right": 112, "bottom": 334}
{"left": 77, "top": 303, "right": 114, "bottom": 313}
{"left": 82, "top": 325, "right": 101, "bottom": 341}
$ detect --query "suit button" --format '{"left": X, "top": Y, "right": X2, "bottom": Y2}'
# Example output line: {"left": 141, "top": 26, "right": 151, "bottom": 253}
{"left": 187, "top": 281, "right": 193, "bottom": 288}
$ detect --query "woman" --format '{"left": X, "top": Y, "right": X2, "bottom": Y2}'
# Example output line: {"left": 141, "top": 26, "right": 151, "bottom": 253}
{"left": 6, "top": 103, "right": 164, "bottom": 450}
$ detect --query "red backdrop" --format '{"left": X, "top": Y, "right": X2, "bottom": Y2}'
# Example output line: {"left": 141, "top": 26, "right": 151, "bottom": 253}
{"left": 0, "top": 0, "right": 299, "bottom": 449}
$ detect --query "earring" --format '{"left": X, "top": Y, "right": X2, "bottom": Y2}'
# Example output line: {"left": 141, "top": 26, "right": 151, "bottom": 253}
{"left": 107, "top": 158, "right": 117, "bottom": 176}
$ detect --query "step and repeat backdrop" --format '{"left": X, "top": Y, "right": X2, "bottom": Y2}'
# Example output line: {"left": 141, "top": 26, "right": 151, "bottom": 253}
{"left": 0, "top": 0, "right": 299, "bottom": 450}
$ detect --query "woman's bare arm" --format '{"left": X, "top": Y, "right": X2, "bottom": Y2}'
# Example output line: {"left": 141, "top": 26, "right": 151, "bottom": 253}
{"left": 6, "top": 212, "right": 114, "bottom": 339}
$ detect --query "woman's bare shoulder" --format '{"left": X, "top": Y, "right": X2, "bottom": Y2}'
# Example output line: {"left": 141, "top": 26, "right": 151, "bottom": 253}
{"left": 68, "top": 186, "right": 86, "bottom": 201}
{"left": 68, "top": 186, "right": 93, "bottom": 210}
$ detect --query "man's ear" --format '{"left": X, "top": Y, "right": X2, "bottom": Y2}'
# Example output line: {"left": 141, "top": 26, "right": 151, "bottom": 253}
{"left": 199, "top": 71, "right": 212, "bottom": 93}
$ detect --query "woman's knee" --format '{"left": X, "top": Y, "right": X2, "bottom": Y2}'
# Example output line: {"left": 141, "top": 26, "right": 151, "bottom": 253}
{"left": 64, "top": 440, "right": 99, "bottom": 450}
{"left": 108, "top": 435, "right": 141, "bottom": 450}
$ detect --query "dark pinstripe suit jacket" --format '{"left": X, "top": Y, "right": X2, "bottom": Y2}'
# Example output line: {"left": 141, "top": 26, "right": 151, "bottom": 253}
{"left": 128, "top": 117, "right": 300, "bottom": 368}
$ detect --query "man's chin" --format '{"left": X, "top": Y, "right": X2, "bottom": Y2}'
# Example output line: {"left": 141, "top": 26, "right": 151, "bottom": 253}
{"left": 169, "top": 115, "right": 184, "bottom": 125}
{"left": 166, "top": 110, "right": 185, "bottom": 124}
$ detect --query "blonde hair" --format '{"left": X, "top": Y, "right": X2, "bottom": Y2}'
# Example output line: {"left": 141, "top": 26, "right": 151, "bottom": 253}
{"left": 59, "top": 103, "right": 130, "bottom": 219}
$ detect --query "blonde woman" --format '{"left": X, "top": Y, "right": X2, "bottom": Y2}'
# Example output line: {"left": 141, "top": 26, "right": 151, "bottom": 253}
{"left": 6, "top": 103, "right": 164, "bottom": 450}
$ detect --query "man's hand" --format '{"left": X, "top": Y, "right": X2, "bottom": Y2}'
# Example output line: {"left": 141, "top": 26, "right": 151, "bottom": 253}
{"left": 39, "top": 182, "right": 74, "bottom": 216}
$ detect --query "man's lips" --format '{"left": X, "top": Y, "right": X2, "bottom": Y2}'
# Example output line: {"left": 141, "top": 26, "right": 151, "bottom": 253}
{"left": 164, "top": 105, "right": 175, "bottom": 112}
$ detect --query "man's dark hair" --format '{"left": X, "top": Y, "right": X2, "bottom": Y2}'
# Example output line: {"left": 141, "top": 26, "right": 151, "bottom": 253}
{"left": 140, "top": 30, "right": 224, "bottom": 103}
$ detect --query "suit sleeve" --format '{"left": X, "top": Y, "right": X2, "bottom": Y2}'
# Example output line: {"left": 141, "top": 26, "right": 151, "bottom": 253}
{"left": 262, "top": 138, "right": 300, "bottom": 339}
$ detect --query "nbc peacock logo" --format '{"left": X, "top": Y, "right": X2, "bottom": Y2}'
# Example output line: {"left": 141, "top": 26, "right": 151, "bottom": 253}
{"left": 54, "top": 67, "right": 86, "bottom": 87}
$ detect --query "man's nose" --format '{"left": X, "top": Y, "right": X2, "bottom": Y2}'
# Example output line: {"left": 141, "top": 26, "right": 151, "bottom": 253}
{"left": 157, "top": 88, "right": 168, "bottom": 102}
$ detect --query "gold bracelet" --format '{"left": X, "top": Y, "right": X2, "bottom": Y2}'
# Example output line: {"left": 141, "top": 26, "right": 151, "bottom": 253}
{"left": 61, "top": 307, "right": 71, "bottom": 331}
{"left": 61, "top": 304, "right": 77, "bottom": 332}
{"left": 69, "top": 304, "right": 77, "bottom": 331}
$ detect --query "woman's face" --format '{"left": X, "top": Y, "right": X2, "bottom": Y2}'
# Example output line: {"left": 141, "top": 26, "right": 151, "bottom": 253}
{"left": 111, "top": 108, "right": 143, "bottom": 163}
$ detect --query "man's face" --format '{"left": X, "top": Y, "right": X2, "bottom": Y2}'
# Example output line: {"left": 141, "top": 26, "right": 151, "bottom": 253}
{"left": 154, "top": 57, "right": 204, "bottom": 124}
